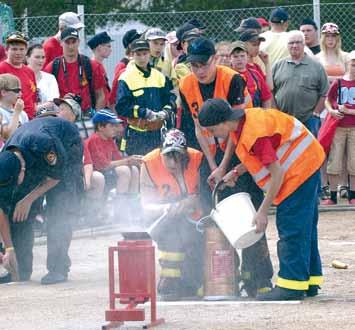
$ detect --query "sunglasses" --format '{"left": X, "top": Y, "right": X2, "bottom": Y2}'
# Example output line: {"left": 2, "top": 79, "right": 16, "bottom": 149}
{"left": 6, "top": 88, "right": 22, "bottom": 93}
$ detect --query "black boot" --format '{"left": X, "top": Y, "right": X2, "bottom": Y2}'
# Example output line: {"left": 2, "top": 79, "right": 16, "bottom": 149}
{"left": 256, "top": 286, "right": 304, "bottom": 301}
{"left": 305, "top": 285, "right": 320, "bottom": 297}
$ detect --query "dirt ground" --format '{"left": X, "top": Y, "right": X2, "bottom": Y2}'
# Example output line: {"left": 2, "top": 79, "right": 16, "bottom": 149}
{"left": 1, "top": 210, "right": 355, "bottom": 330}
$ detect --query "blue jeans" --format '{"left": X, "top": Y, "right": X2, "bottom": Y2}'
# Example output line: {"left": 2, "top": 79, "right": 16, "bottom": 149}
{"left": 304, "top": 115, "right": 321, "bottom": 138}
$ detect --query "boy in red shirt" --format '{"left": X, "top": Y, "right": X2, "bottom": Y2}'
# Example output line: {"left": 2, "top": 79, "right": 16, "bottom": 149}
{"left": 85, "top": 109, "right": 142, "bottom": 223}
{"left": 230, "top": 41, "right": 272, "bottom": 108}
{"left": 323, "top": 51, "right": 355, "bottom": 205}
{"left": 0, "top": 32, "right": 37, "bottom": 119}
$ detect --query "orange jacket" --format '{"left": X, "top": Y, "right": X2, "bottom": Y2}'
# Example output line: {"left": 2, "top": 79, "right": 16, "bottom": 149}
{"left": 143, "top": 147, "right": 203, "bottom": 219}
{"left": 230, "top": 108, "right": 325, "bottom": 205}
{"left": 180, "top": 65, "right": 250, "bottom": 156}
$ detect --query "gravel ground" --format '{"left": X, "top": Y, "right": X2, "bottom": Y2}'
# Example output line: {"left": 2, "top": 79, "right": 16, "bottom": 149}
{"left": 1, "top": 210, "right": 355, "bottom": 330}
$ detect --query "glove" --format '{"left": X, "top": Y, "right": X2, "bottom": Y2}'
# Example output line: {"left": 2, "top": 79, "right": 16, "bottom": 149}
{"left": 145, "top": 109, "right": 157, "bottom": 121}
{"left": 155, "top": 110, "right": 168, "bottom": 120}
{"left": 2, "top": 248, "right": 19, "bottom": 281}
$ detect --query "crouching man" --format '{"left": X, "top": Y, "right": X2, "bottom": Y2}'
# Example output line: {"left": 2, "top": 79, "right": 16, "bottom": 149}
{"left": 140, "top": 129, "right": 204, "bottom": 300}
{"left": 198, "top": 99, "right": 325, "bottom": 300}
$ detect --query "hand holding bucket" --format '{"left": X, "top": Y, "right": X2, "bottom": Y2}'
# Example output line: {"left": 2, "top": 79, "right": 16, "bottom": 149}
{"left": 205, "top": 181, "right": 264, "bottom": 249}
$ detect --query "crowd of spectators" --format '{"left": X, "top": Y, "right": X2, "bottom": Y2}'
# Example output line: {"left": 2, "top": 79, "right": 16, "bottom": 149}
{"left": 1, "top": 6, "right": 354, "bottom": 290}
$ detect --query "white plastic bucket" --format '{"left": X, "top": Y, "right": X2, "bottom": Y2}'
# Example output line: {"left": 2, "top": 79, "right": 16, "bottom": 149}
{"left": 210, "top": 192, "right": 263, "bottom": 249}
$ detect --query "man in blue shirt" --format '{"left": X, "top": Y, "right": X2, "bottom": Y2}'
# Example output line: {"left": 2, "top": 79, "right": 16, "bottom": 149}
{"left": 0, "top": 117, "right": 82, "bottom": 283}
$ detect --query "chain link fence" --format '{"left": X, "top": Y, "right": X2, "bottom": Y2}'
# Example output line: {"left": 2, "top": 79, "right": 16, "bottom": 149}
{"left": 13, "top": 3, "right": 355, "bottom": 81}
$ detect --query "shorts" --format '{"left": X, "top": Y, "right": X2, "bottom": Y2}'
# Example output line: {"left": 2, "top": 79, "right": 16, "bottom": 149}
{"left": 327, "top": 126, "right": 355, "bottom": 175}
{"left": 100, "top": 168, "right": 118, "bottom": 192}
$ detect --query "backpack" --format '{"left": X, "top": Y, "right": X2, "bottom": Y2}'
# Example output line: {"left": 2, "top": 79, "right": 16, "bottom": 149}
{"left": 52, "top": 54, "right": 96, "bottom": 109}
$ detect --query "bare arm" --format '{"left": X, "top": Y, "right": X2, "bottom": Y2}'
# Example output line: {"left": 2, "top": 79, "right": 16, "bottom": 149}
{"left": 95, "top": 88, "right": 106, "bottom": 110}
{"left": 262, "top": 99, "right": 272, "bottom": 109}
{"left": 1, "top": 99, "right": 24, "bottom": 139}
{"left": 219, "top": 137, "right": 235, "bottom": 171}
{"left": 254, "top": 161, "right": 284, "bottom": 233}
{"left": 313, "top": 96, "right": 326, "bottom": 115}
{"left": 83, "top": 164, "right": 93, "bottom": 191}
{"left": 195, "top": 121, "right": 217, "bottom": 171}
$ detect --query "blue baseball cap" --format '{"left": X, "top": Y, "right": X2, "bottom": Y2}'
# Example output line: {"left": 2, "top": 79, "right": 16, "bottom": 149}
{"left": 0, "top": 151, "right": 21, "bottom": 199}
{"left": 187, "top": 37, "right": 215, "bottom": 63}
{"left": 270, "top": 7, "right": 289, "bottom": 23}
{"left": 92, "top": 109, "right": 123, "bottom": 125}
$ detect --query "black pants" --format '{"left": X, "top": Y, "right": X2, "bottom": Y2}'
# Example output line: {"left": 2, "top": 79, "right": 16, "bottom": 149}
{"left": 10, "top": 219, "right": 34, "bottom": 281}
{"left": 150, "top": 215, "right": 204, "bottom": 292}
{"left": 9, "top": 182, "right": 42, "bottom": 281}
{"left": 200, "top": 149, "right": 273, "bottom": 293}
{"left": 45, "top": 175, "right": 82, "bottom": 275}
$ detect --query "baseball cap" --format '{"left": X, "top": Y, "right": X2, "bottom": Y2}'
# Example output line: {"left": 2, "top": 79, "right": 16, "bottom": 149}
{"left": 186, "top": 37, "right": 216, "bottom": 63}
{"left": 166, "top": 31, "right": 178, "bottom": 44}
{"left": 176, "top": 23, "right": 197, "bottom": 42}
{"left": 0, "top": 151, "right": 21, "bottom": 198}
{"left": 122, "top": 29, "right": 141, "bottom": 48}
{"left": 198, "top": 98, "right": 245, "bottom": 127}
{"left": 161, "top": 129, "right": 187, "bottom": 155}
{"left": 60, "top": 27, "right": 79, "bottom": 41}
{"left": 229, "top": 41, "right": 247, "bottom": 54}
{"left": 145, "top": 28, "right": 167, "bottom": 41}
{"left": 321, "top": 22, "right": 340, "bottom": 35}
{"left": 187, "top": 18, "right": 206, "bottom": 30}
{"left": 300, "top": 18, "right": 318, "bottom": 30}
{"left": 181, "top": 30, "right": 200, "bottom": 42}
{"left": 54, "top": 96, "right": 82, "bottom": 121}
{"left": 239, "top": 30, "right": 266, "bottom": 43}
{"left": 92, "top": 109, "right": 123, "bottom": 125}
{"left": 5, "top": 31, "right": 29, "bottom": 45}
{"left": 36, "top": 104, "right": 59, "bottom": 118}
{"left": 87, "top": 32, "right": 113, "bottom": 50}
{"left": 59, "top": 12, "right": 85, "bottom": 29}
{"left": 235, "top": 17, "right": 262, "bottom": 32}
{"left": 257, "top": 17, "right": 269, "bottom": 27}
{"left": 270, "top": 7, "right": 289, "bottom": 24}
{"left": 130, "top": 39, "right": 150, "bottom": 52}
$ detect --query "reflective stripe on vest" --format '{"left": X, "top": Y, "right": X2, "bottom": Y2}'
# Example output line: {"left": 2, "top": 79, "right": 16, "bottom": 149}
{"left": 251, "top": 119, "right": 315, "bottom": 192}
{"left": 232, "top": 108, "right": 325, "bottom": 204}
{"left": 251, "top": 118, "right": 309, "bottom": 190}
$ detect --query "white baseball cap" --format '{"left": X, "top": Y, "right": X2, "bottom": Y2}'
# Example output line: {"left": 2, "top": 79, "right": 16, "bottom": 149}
{"left": 145, "top": 28, "right": 167, "bottom": 41}
{"left": 59, "top": 12, "right": 85, "bottom": 29}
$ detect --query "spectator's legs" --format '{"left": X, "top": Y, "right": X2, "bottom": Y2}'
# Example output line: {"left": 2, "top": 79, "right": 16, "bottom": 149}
{"left": 88, "top": 171, "right": 105, "bottom": 198}
{"left": 347, "top": 128, "right": 355, "bottom": 203}
{"left": 115, "top": 165, "right": 131, "bottom": 194}
{"left": 324, "top": 128, "right": 347, "bottom": 204}
{"left": 128, "top": 165, "right": 140, "bottom": 193}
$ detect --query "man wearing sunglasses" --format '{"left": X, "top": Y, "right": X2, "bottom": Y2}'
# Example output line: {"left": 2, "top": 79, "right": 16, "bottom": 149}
{"left": 0, "top": 32, "right": 37, "bottom": 120}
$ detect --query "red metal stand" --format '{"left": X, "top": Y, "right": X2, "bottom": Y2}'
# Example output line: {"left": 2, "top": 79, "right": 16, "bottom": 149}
{"left": 103, "top": 237, "right": 165, "bottom": 329}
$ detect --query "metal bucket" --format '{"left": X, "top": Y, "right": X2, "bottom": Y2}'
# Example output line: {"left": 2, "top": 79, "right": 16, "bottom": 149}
{"left": 201, "top": 181, "right": 264, "bottom": 250}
